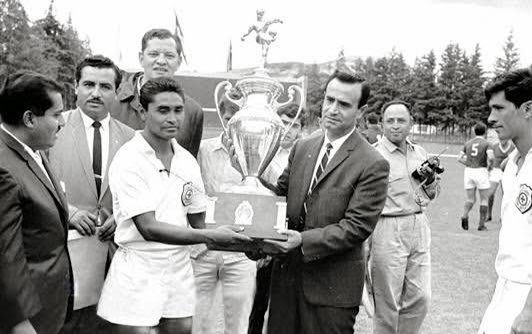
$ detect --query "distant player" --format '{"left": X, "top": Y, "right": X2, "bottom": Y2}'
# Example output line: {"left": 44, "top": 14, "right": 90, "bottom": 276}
{"left": 487, "top": 138, "right": 514, "bottom": 222}
{"left": 458, "top": 122, "right": 493, "bottom": 231}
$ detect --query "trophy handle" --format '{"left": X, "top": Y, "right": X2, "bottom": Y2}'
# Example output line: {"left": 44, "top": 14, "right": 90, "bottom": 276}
{"left": 277, "top": 85, "right": 304, "bottom": 142}
{"left": 214, "top": 81, "right": 238, "bottom": 134}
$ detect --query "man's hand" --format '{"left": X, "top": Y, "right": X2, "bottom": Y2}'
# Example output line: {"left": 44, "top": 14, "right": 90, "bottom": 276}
{"left": 210, "top": 225, "right": 252, "bottom": 246}
{"left": 263, "top": 229, "right": 302, "bottom": 254}
{"left": 221, "top": 134, "right": 243, "bottom": 175}
{"left": 98, "top": 215, "right": 116, "bottom": 242}
{"left": 257, "top": 256, "right": 272, "bottom": 269}
{"left": 70, "top": 209, "right": 97, "bottom": 236}
{"left": 511, "top": 306, "right": 532, "bottom": 334}
{"left": 11, "top": 319, "right": 37, "bottom": 334}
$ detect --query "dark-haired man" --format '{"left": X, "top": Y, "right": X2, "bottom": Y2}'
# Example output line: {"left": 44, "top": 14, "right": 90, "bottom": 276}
{"left": 48, "top": 55, "right": 134, "bottom": 333}
{"left": 361, "top": 112, "right": 383, "bottom": 144}
{"left": 458, "top": 122, "right": 493, "bottom": 231}
{"left": 97, "top": 77, "right": 249, "bottom": 334}
{"left": 111, "top": 28, "right": 203, "bottom": 157}
{"left": 478, "top": 68, "right": 532, "bottom": 334}
{"left": 259, "top": 70, "right": 390, "bottom": 334}
{"left": 370, "top": 101, "right": 440, "bottom": 334}
{"left": 0, "top": 72, "right": 72, "bottom": 334}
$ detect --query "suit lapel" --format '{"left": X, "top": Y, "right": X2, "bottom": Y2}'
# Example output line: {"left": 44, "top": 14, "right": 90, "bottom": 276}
{"left": 0, "top": 129, "right": 66, "bottom": 213}
{"left": 314, "top": 130, "right": 361, "bottom": 189}
{"left": 71, "top": 110, "right": 98, "bottom": 199}
{"left": 40, "top": 152, "right": 68, "bottom": 217}
{"left": 100, "top": 119, "right": 121, "bottom": 197}
{"left": 299, "top": 135, "right": 324, "bottom": 202}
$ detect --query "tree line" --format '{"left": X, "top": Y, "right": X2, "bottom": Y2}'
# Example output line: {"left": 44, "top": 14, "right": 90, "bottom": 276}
{"left": 303, "top": 32, "right": 522, "bottom": 139}
{"left": 0, "top": 0, "right": 91, "bottom": 110}
{"left": 1, "top": 0, "right": 525, "bottom": 140}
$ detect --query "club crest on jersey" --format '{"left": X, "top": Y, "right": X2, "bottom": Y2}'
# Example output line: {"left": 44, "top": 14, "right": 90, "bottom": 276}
{"left": 181, "top": 182, "right": 194, "bottom": 206}
{"left": 515, "top": 184, "right": 532, "bottom": 214}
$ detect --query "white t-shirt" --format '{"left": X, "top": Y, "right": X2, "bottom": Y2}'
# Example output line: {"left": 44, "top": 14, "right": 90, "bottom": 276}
{"left": 109, "top": 132, "right": 207, "bottom": 253}
{"left": 496, "top": 147, "right": 532, "bottom": 284}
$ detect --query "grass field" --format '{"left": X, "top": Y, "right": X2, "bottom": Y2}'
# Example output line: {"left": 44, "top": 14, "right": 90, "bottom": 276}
{"left": 202, "top": 129, "right": 501, "bottom": 334}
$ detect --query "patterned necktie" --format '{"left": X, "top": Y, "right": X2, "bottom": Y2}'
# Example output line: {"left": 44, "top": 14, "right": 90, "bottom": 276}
{"left": 310, "top": 143, "right": 333, "bottom": 192}
{"left": 92, "top": 121, "right": 102, "bottom": 197}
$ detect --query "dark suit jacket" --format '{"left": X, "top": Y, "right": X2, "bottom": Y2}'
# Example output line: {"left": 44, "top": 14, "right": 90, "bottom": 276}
{"left": 0, "top": 128, "right": 73, "bottom": 334}
{"left": 111, "top": 71, "right": 204, "bottom": 157}
{"left": 271, "top": 130, "right": 389, "bottom": 307}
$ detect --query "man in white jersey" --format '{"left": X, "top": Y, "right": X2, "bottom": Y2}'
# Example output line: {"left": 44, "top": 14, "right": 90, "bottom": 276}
{"left": 478, "top": 68, "right": 532, "bottom": 334}
{"left": 97, "top": 77, "right": 250, "bottom": 334}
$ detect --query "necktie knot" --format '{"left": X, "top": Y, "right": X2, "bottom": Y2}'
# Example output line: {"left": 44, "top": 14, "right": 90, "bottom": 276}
{"left": 92, "top": 121, "right": 102, "bottom": 129}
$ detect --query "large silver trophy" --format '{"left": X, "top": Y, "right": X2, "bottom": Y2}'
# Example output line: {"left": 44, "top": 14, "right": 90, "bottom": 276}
{"left": 205, "top": 13, "right": 304, "bottom": 247}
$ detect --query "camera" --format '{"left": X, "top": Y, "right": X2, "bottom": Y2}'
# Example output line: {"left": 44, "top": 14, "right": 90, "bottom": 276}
{"left": 411, "top": 156, "right": 444, "bottom": 183}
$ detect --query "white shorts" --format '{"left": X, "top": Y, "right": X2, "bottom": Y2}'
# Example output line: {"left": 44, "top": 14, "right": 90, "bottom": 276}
{"left": 478, "top": 277, "right": 531, "bottom": 334}
{"left": 464, "top": 167, "right": 490, "bottom": 190}
{"left": 97, "top": 247, "right": 196, "bottom": 326}
{"left": 488, "top": 168, "right": 503, "bottom": 183}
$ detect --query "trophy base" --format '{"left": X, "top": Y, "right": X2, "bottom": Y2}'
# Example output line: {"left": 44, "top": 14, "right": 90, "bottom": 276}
{"left": 204, "top": 178, "right": 288, "bottom": 252}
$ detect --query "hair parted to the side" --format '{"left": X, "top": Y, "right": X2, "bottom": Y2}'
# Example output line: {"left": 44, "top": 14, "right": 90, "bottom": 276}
{"left": 140, "top": 77, "right": 185, "bottom": 110}
{"left": 323, "top": 70, "right": 370, "bottom": 109}
{"left": 75, "top": 55, "right": 123, "bottom": 89}
{"left": 141, "top": 28, "right": 183, "bottom": 57}
{"left": 484, "top": 68, "right": 532, "bottom": 108}
{"left": 0, "top": 71, "right": 62, "bottom": 125}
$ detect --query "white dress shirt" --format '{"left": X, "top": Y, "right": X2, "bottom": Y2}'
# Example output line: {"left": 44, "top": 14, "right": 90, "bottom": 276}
{"left": 308, "top": 127, "right": 355, "bottom": 194}
{"left": 79, "top": 109, "right": 110, "bottom": 179}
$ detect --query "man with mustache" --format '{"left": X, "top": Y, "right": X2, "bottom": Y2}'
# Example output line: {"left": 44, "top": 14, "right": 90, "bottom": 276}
{"left": 0, "top": 72, "right": 72, "bottom": 334}
{"left": 111, "top": 28, "right": 203, "bottom": 158}
{"left": 48, "top": 55, "right": 134, "bottom": 333}
{"left": 478, "top": 68, "right": 532, "bottom": 334}
{"left": 370, "top": 101, "right": 441, "bottom": 334}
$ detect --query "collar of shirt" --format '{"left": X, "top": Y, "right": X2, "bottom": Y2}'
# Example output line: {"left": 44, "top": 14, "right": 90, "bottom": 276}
{"left": 381, "top": 136, "right": 414, "bottom": 155}
{"left": 0, "top": 123, "right": 51, "bottom": 183}
{"left": 211, "top": 133, "right": 228, "bottom": 153}
{"left": 511, "top": 146, "right": 532, "bottom": 170}
{"left": 78, "top": 108, "right": 111, "bottom": 132}
{"left": 323, "top": 127, "right": 356, "bottom": 159}
{"left": 132, "top": 131, "right": 180, "bottom": 170}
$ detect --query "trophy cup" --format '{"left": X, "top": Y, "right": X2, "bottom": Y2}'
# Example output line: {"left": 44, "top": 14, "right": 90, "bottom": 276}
{"left": 204, "top": 15, "right": 304, "bottom": 250}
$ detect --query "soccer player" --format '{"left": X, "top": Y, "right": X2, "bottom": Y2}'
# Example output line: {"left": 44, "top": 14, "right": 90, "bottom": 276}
{"left": 458, "top": 122, "right": 493, "bottom": 231}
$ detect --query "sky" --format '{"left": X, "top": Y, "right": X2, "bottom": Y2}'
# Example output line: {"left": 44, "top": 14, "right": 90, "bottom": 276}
{"left": 20, "top": 0, "right": 532, "bottom": 75}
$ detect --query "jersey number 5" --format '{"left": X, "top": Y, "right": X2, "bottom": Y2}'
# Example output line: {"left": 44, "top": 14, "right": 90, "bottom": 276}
{"left": 471, "top": 143, "right": 479, "bottom": 157}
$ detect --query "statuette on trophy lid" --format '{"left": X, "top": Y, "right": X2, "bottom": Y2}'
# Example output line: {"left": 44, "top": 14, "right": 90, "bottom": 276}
{"left": 241, "top": 9, "right": 283, "bottom": 68}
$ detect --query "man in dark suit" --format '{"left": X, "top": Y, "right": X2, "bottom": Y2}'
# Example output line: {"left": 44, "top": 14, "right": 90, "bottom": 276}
{"left": 0, "top": 72, "right": 72, "bottom": 334}
{"left": 262, "top": 70, "right": 390, "bottom": 333}
{"left": 48, "top": 55, "right": 134, "bottom": 333}
{"left": 111, "top": 28, "right": 203, "bottom": 157}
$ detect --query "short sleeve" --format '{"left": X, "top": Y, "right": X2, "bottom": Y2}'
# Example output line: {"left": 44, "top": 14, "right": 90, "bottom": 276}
{"left": 109, "top": 155, "right": 157, "bottom": 222}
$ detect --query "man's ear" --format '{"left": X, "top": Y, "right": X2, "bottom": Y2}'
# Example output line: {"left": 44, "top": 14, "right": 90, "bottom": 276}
{"left": 22, "top": 110, "right": 35, "bottom": 128}
{"left": 522, "top": 100, "right": 532, "bottom": 119}
{"left": 138, "top": 51, "right": 144, "bottom": 66}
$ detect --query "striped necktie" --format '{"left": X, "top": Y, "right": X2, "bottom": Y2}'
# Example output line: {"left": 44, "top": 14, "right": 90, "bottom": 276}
{"left": 310, "top": 143, "right": 333, "bottom": 192}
